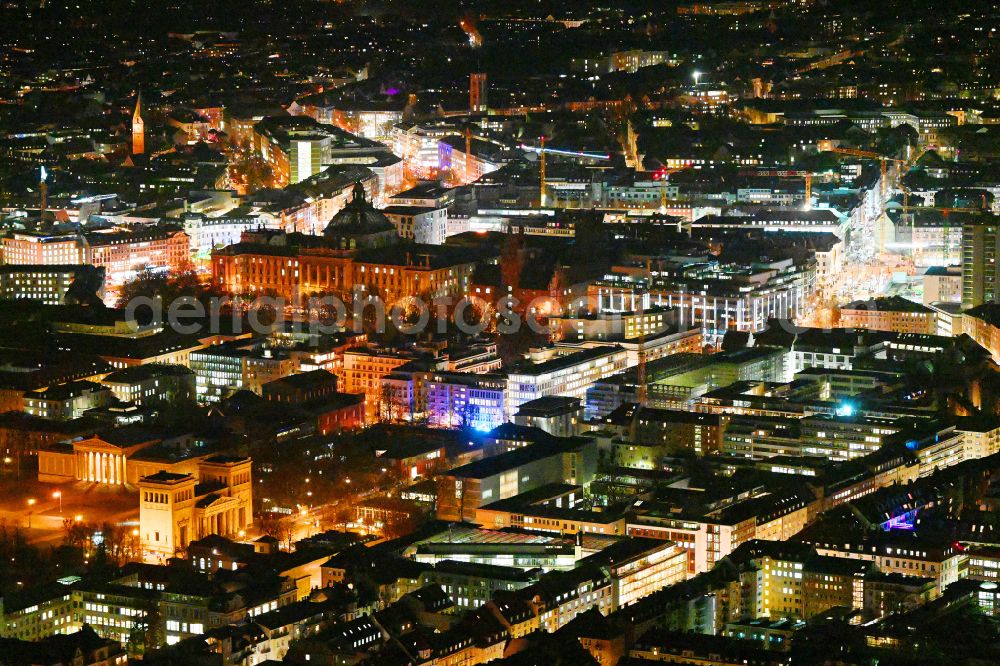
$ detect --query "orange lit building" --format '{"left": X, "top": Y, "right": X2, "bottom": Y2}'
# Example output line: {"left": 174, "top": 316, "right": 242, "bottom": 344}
{"left": 838, "top": 296, "right": 937, "bottom": 335}
{"left": 963, "top": 304, "right": 1000, "bottom": 364}
{"left": 83, "top": 228, "right": 190, "bottom": 285}
{"left": 132, "top": 95, "right": 144, "bottom": 155}
{"left": 342, "top": 347, "right": 413, "bottom": 421}
{"left": 2, "top": 227, "right": 189, "bottom": 287}
{"left": 213, "top": 236, "right": 479, "bottom": 305}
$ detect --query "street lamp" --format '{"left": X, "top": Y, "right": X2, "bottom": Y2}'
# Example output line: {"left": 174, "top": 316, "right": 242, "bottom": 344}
{"left": 52, "top": 490, "right": 62, "bottom": 513}
{"left": 26, "top": 498, "right": 36, "bottom": 529}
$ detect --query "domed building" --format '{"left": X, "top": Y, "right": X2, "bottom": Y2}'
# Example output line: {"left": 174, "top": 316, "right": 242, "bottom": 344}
{"left": 323, "top": 182, "right": 399, "bottom": 250}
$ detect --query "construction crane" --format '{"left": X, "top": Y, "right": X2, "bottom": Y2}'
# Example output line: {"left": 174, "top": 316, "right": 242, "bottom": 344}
{"left": 636, "top": 298, "right": 648, "bottom": 408}
{"left": 888, "top": 201, "right": 989, "bottom": 262}
{"left": 539, "top": 136, "right": 546, "bottom": 207}
{"left": 518, "top": 140, "right": 614, "bottom": 208}
{"left": 651, "top": 166, "right": 688, "bottom": 210}
{"left": 624, "top": 119, "right": 640, "bottom": 169}
{"left": 464, "top": 127, "right": 473, "bottom": 184}
{"left": 822, "top": 147, "right": 909, "bottom": 200}
{"left": 889, "top": 204, "right": 988, "bottom": 215}
{"left": 38, "top": 165, "right": 47, "bottom": 218}
{"left": 893, "top": 183, "right": 989, "bottom": 215}
{"left": 739, "top": 168, "right": 813, "bottom": 206}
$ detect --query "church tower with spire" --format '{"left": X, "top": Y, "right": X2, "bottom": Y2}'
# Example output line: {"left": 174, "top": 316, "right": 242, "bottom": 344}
{"left": 132, "top": 94, "right": 144, "bottom": 155}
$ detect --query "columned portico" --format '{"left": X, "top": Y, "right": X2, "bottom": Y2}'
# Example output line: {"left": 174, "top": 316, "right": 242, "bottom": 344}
{"left": 76, "top": 447, "right": 127, "bottom": 485}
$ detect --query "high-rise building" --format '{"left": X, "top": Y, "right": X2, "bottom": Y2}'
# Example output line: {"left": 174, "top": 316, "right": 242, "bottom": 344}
{"left": 962, "top": 219, "right": 1000, "bottom": 308}
{"left": 470, "top": 73, "right": 487, "bottom": 113}
{"left": 289, "top": 136, "right": 327, "bottom": 184}
{"left": 132, "top": 94, "right": 144, "bottom": 155}
{"left": 252, "top": 115, "right": 391, "bottom": 188}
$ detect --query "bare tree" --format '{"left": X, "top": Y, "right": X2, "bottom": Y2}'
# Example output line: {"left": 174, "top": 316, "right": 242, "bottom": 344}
{"left": 258, "top": 511, "right": 283, "bottom": 539}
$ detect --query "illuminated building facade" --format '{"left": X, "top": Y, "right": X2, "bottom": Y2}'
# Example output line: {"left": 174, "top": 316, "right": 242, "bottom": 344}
{"left": 382, "top": 205, "right": 448, "bottom": 245}
{"left": 437, "top": 437, "right": 598, "bottom": 522}
{"left": 962, "top": 220, "right": 1000, "bottom": 309}
{"left": 390, "top": 122, "right": 458, "bottom": 179}
{"left": 253, "top": 115, "right": 391, "bottom": 188}
{"left": 513, "top": 396, "right": 584, "bottom": 438}
{"left": 23, "top": 381, "right": 113, "bottom": 420}
{"left": 505, "top": 345, "right": 630, "bottom": 416}
{"left": 82, "top": 228, "right": 190, "bottom": 286}
{"left": 213, "top": 239, "right": 478, "bottom": 305}
{"left": 586, "top": 539, "right": 689, "bottom": 609}
{"left": 0, "top": 264, "right": 106, "bottom": 305}
{"left": 3, "top": 230, "right": 191, "bottom": 288}
{"left": 807, "top": 538, "right": 965, "bottom": 596}
{"left": 423, "top": 372, "right": 507, "bottom": 431}
{"left": 592, "top": 258, "right": 815, "bottom": 339}
{"left": 182, "top": 212, "right": 282, "bottom": 258}
{"left": 799, "top": 414, "right": 900, "bottom": 461}
{"left": 1, "top": 232, "right": 85, "bottom": 265}
{"left": 100, "top": 363, "right": 196, "bottom": 407}
{"left": 132, "top": 95, "right": 144, "bottom": 156}
{"left": 838, "top": 296, "right": 937, "bottom": 335}
{"left": 419, "top": 561, "right": 535, "bottom": 610}
{"left": 727, "top": 541, "right": 869, "bottom": 621}
{"left": 440, "top": 136, "right": 503, "bottom": 185}
{"left": 627, "top": 491, "right": 811, "bottom": 575}
{"left": 470, "top": 73, "right": 488, "bottom": 112}
{"left": 342, "top": 347, "right": 413, "bottom": 421}
{"left": 962, "top": 304, "right": 1000, "bottom": 364}
{"left": 138, "top": 455, "right": 253, "bottom": 563}
{"left": 0, "top": 585, "right": 78, "bottom": 640}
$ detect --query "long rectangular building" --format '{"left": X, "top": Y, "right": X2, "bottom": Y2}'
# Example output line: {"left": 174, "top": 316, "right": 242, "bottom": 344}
{"left": 437, "top": 436, "right": 599, "bottom": 522}
{"left": 213, "top": 237, "right": 480, "bottom": 304}
{"left": 2, "top": 227, "right": 189, "bottom": 287}
{"left": 591, "top": 257, "right": 814, "bottom": 339}
{"left": 0, "top": 264, "right": 106, "bottom": 305}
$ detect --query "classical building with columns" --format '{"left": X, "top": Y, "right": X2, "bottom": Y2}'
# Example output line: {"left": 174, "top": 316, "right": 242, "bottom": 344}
{"left": 38, "top": 426, "right": 161, "bottom": 485}
{"left": 138, "top": 454, "right": 253, "bottom": 563}
{"left": 37, "top": 426, "right": 213, "bottom": 487}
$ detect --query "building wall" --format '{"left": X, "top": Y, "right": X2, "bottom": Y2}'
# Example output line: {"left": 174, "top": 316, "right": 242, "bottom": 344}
{"left": 213, "top": 250, "right": 476, "bottom": 305}
{"left": 84, "top": 232, "right": 190, "bottom": 286}
{"left": 963, "top": 315, "right": 1000, "bottom": 365}
{"left": 0, "top": 267, "right": 104, "bottom": 305}
{"left": 838, "top": 308, "right": 936, "bottom": 335}
{"left": 613, "top": 543, "right": 689, "bottom": 608}
{"left": 1, "top": 234, "right": 84, "bottom": 265}
{"left": 139, "top": 458, "right": 253, "bottom": 562}
{"left": 962, "top": 223, "right": 1000, "bottom": 309}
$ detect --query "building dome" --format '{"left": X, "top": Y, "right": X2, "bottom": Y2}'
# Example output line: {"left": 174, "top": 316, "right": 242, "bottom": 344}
{"left": 323, "top": 182, "right": 396, "bottom": 244}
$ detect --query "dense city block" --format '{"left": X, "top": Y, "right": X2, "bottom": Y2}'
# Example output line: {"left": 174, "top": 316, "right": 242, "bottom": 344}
{"left": 1, "top": 1, "right": 1000, "bottom": 665}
